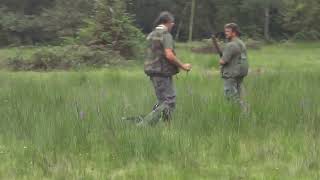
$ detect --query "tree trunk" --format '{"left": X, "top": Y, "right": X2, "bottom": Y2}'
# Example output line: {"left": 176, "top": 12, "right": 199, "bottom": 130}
{"left": 188, "top": 0, "right": 196, "bottom": 42}
{"left": 264, "top": 7, "right": 270, "bottom": 40}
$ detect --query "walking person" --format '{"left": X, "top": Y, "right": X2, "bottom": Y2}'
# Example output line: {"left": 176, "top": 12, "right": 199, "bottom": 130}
{"left": 141, "top": 12, "right": 192, "bottom": 126}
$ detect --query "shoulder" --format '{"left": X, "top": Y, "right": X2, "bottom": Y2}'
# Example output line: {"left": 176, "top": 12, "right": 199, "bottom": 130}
{"left": 225, "top": 41, "right": 238, "bottom": 50}
{"left": 147, "top": 30, "right": 166, "bottom": 41}
{"left": 237, "top": 38, "right": 245, "bottom": 43}
{"left": 238, "top": 39, "right": 247, "bottom": 48}
{"left": 163, "top": 31, "right": 173, "bottom": 38}
{"left": 163, "top": 31, "right": 173, "bottom": 43}
{"left": 146, "top": 32, "right": 154, "bottom": 40}
{"left": 155, "top": 29, "right": 172, "bottom": 37}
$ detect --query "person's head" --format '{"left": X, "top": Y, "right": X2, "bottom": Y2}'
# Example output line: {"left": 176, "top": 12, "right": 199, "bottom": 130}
{"left": 154, "top": 11, "right": 175, "bottom": 32}
{"left": 224, "top": 23, "right": 241, "bottom": 40}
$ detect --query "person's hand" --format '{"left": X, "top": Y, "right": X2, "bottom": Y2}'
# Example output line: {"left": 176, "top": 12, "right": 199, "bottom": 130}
{"left": 182, "top": 63, "right": 192, "bottom": 71}
{"left": 219, "top": 59, "right": 226, "bottom": 65}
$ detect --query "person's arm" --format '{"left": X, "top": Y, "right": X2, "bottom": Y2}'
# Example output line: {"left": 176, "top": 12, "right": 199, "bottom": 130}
{"left": 219, "top": 59, "right": 227, "bottom": 65}
{"left": 220, "top": 43, "right": 236, "bottom": 65}
{"left": 165, "top": 49, "right": 191, "bottom": 71}
{"left": 163, "top": 33, "right": 191, "bottom": 71}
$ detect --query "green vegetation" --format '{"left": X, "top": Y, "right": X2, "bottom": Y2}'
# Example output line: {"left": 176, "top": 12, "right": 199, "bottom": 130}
{"left": 1, "top": 0, "right": 319, "bottom": 179}
{"left": 1, "top": 0, "right": 320, "bottom": 47}
{"left": 92, "top": 0, "right": 145, "bottom": 58}
{"left": 0, "top": 42, "right": 319, "bottom": 179}
{"left": 0, "top": 0, "right": 145, "bottom": 59}
{"left": 3, "top": 46, "right": 123, "bottom": 71}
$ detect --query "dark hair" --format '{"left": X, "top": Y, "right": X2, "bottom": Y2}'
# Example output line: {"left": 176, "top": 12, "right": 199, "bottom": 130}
{"left": 153, "top": 11, "right": 175, "bottom": 28}
{"left": 224, "top": 23, "right": 241, "bottom": 36}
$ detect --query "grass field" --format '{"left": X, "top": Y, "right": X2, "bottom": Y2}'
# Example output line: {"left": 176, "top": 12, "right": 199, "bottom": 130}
{"left": 0, "top": 42, "right": 320, "bottom": 179}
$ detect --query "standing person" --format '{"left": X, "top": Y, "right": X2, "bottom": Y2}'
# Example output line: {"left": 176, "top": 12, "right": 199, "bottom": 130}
{"left": 141, "top": 12, "right": 192, "bottom": 126}
{"left": 219, "top": 23, "right": 249, "bottom": 110}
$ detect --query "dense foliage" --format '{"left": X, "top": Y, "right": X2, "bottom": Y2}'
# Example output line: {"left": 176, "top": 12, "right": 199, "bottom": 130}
{"left": 0, "top": 0, "right": 319, "bottom": 50}
{"left": 127, "top": 0, "right": 320, "bottom": 41}
{"left": 0, "top": 0, "right": 93, "bottom": 46}
{"left": 6, "top": 46, "right": 122, "bottom": 71}
{"left": 91, "top": 0, "right": 145, "bottom": 58}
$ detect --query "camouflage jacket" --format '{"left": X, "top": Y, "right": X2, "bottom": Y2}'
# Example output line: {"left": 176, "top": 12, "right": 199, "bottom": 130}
{"left": 144, "top": 25, "right": 179, "bottom": 77}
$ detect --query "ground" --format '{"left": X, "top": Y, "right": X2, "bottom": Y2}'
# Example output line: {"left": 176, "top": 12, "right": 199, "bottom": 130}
{"left": 0, "top": 42, "right": 320, "bottom": 179}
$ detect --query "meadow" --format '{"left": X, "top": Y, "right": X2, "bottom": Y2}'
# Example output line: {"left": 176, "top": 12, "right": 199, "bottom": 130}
{"left": 0, "top": 42, "right": 320, "bottom": 179}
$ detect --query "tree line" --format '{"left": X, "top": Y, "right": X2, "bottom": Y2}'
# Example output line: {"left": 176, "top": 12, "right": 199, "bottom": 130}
{"left": 0, "top": 0, "right": 319, "bottom": 52}
{"left": 128, "top": 0, "right": 320, "bottom": 41}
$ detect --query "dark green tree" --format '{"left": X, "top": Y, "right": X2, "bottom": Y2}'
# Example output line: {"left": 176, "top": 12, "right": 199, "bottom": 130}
{"left": 92, "top": 0, "right": 145, "bottom": 58}
{"left": 283, "top": 0, "right": 320, "bottom": 40}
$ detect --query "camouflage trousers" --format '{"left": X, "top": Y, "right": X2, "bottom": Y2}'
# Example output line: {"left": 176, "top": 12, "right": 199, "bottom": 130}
{"left": 138, "top": 76, "right": 176, "bottom": 126}
{"left": 223, "top": 77, "right": 247, "bottom": 109}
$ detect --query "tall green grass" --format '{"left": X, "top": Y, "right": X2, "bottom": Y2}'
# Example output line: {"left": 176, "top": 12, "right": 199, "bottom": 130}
{"left": 0, "top": 42, "right": 320, "bottom": 179}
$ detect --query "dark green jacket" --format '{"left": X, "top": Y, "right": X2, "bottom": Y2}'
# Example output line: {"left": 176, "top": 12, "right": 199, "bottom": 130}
{"left": 221, "top": 38, "right": 249, "bottom": 78}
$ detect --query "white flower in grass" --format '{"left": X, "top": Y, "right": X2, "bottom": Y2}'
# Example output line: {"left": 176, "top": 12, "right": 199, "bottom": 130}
{"left": 80, "top": 111, "right": 85, "bottom": 120}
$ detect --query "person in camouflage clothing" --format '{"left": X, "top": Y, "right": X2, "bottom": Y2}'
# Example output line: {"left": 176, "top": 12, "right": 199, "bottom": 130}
{"left": 220, "top": 23, "right": 249, "bottom": 109}
{"left": 139, "top": 12, "right": 192, "bottom": 126}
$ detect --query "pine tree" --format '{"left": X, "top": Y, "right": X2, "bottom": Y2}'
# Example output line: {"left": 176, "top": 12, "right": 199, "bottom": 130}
{"left": 93, "top": 0, "right": 145, "bottom": 58}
